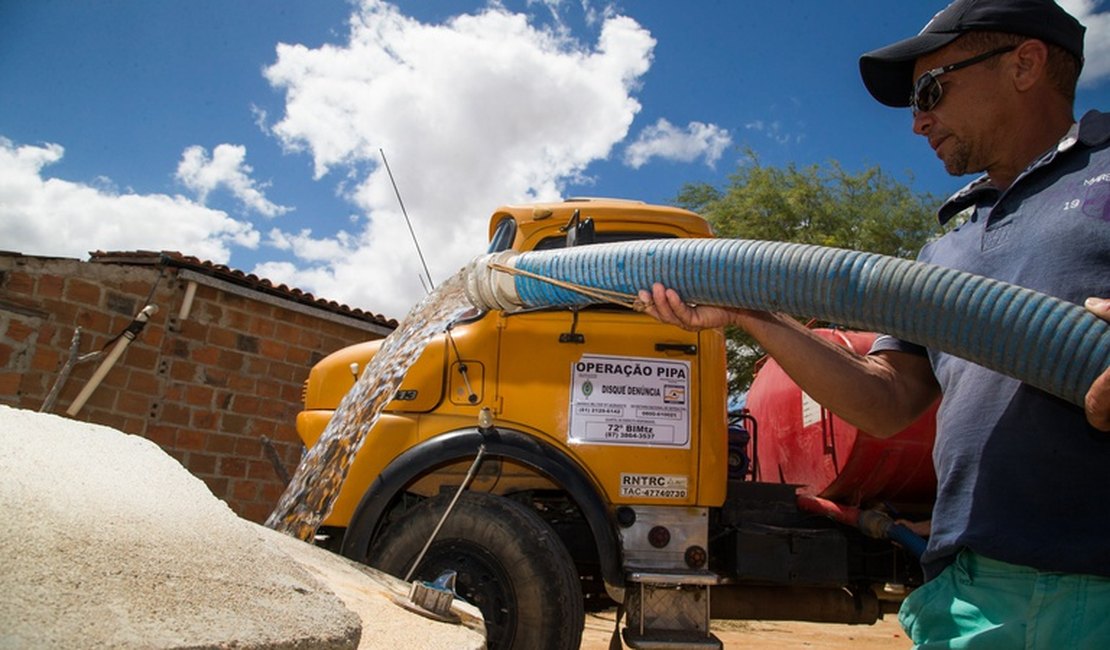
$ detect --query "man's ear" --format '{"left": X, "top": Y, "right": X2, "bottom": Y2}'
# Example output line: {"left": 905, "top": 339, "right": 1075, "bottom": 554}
{"left": 1011, "top": 39, "right": 1049, "bottom": 92}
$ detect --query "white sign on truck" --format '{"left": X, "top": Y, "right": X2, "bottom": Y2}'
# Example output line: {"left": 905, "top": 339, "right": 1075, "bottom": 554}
{"left": 568, "top": 354, "right": 691, "bottom": 448}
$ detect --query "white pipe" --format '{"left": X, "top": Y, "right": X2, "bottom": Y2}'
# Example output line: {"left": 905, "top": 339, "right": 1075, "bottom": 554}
{"left": 177, "top": 280, "right": 198, "bottom": 321}
{"left": 66, "top": 305, "right": 158, "bottom": 417}
{"left": 463, "top": 250, "right": 522, "bottom": 311}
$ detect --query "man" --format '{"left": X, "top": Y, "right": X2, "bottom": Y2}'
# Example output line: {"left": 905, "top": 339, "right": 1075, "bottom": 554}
{"left": 641, "top": 0, "right": 1110, "bottom": 646}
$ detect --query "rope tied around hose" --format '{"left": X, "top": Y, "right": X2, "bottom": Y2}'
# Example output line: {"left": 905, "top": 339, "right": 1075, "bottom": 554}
{"left": 488, "top": 262, "right": 652, "bottom": 312}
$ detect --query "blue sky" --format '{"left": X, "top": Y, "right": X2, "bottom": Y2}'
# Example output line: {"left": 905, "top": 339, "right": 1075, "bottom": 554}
{"left": 2, "top": 0, "right": 1108, "bottom": 319}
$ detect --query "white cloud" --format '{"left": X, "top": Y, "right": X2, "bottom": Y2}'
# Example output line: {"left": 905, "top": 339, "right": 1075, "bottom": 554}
{"left": 623, "top": 118, "right": 732, "bottom": 169}
{"left": 261, "top": 0, "right": 656, "bottom": 317}
{"left": 744, "top": 119, "right": 802, "bottom": 146}
{"left": 0, "top": 138, "right": 260, "bottom": 262}
{"left": 1060, "top": 0, "right": 1110, "bottom": 86}
{"left": 266, "top": 227, "right": 357, "bottom": 263}
{"left": 176, "top": 144, "right": 291, "bottom": 217}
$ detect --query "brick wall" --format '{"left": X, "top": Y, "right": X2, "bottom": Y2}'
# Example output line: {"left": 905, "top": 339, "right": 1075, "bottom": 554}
{"left": 0, "top": 252, "right": 394, "bottom": 523}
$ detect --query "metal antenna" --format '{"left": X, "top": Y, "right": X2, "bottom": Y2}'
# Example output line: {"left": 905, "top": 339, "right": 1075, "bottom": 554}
{"left": 380, "top": 148, "right": 435, "bottom": 291}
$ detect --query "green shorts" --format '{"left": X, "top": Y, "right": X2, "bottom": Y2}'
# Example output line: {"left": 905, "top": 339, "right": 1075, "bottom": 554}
{"left": 899, "top": 549, "right": 1110, "bottom": 649}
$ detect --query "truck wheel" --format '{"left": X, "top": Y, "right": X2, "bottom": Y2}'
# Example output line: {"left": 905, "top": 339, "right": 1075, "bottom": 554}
{"left": 369, "top": 491, "right": 584, "bottom": 650}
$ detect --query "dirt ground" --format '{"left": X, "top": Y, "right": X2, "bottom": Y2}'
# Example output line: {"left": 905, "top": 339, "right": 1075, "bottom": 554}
{"left": 580, "top": 609, "right": 911, "bottom": 649}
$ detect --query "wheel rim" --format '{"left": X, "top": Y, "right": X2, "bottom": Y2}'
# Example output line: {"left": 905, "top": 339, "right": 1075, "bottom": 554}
{"left": 414, "top": 539, "right": 517, "bottom": 649}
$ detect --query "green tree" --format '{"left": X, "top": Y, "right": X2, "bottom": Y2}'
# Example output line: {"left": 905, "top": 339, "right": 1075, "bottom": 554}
{"left": 674, "top": 151, "right": 945, "bottom": 396}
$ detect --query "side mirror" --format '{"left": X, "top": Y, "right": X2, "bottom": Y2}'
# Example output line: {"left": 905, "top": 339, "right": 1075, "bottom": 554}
{"left": 563, "top": 210, "right": 595, "bottom": 248}
{"left": 574, "top": 217, "right": 595, "bottom": 247}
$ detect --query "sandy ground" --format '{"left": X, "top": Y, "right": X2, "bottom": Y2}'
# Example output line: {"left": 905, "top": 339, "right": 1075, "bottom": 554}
{"left": 581, "top": 609, "right": 911, "bottom": 649}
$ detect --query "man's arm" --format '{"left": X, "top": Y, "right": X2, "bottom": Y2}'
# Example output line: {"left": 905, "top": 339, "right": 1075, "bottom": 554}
{"left": 640, "top": 283, "right": 940, "bottom": 438}
{"left": 1084, "top": 297, "right": 1110, "bottom": 431}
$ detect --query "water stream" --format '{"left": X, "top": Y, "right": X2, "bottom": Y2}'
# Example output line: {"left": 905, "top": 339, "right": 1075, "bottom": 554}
{"left": 266, "top": 270, "right": 473, "bottom": 541}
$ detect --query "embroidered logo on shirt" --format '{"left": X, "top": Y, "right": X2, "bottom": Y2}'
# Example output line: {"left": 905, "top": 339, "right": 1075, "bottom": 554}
{"left": 1082, "top": 177, "right": 1110, "bottom": 221}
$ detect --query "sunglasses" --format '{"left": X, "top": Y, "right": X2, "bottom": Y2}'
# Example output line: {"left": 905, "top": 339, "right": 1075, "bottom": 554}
{"left": 910, "top": 45, "right": 1017, "bottom": 114}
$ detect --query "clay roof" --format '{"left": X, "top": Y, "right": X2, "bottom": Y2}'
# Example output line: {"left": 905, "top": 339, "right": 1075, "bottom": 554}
{"left": 88, "top": 251, "right": 398, "bottom": 329}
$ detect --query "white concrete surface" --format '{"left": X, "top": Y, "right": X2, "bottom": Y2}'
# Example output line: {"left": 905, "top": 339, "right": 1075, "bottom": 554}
{"left": 0, "top": 406, "right": 484, "bottom": 649}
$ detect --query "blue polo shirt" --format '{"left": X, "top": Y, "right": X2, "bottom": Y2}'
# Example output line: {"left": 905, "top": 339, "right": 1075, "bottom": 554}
{"left": 872, "top": 110, "right": 1110, "bottom": 580}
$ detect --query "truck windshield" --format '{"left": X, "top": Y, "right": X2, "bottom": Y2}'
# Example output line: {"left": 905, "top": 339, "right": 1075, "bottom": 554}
{"left": 487, "top": 217, "right": 518, "bottom": 253}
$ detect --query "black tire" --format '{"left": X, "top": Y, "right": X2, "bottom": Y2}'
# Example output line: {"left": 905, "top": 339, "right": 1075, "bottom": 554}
{"left": 369, "top": 491, "right": 585, "bottom": 650}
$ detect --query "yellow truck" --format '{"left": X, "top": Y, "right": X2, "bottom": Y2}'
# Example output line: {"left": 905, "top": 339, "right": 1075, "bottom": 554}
{"left": 296, "top": 198, "right": 931, "bottom": 649}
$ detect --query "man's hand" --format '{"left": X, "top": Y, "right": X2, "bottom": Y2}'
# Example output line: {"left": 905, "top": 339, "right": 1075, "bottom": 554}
{"left": 1085, "top": 297, "right": 1110, "bottom": 431}
{"left": 637, "top": 283, "right": 738, "bottom": 331}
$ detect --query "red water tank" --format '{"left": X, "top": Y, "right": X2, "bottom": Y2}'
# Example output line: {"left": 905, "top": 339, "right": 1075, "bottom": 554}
{"left": 745, "top": 329, "right": 936, "bottom": 511}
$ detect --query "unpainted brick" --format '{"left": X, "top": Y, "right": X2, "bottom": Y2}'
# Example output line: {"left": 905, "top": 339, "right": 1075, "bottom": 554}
{"left": 65, "top": 279, "right": 102, "bottom": 305}
{"left": 235, "top": 333, "right": 260, "bottom": 354}
{"left": 267, "top": 361, "right": 299, "bottom": 384}
{"left": 256, "top": 380, "right": 282, "bottom": 399}
{"left": 281, "top": 383, "right": 302, "bottom": 404}
{"left": 5, "top": 271, "right": 35, "bottom": 294}
{"left": 231, "top": 435, "right": 258, "bottom": 457}
{"left": 0, "top": 373, "right": 23, "bottom": 398}
{"left": 252, "top": 418, "right": 278, "bottom": 438}
{"left": 207, "top": 328, "right": 238, "bottom": 350}
{"left": 185, "top": 384, "right": 214, "bottom": 406}
{"left": 285, "top": 345, "right": 312, "bottom": 365}
{"left": 76, "top": 310, "right": 112, "bottom": 335}
{"left": 139, "top": 326, "right": 164, "bottom": 348}
{"left": 176, "top": 428, "right": 207, "bottom": 451}
{"left": 124, "top": 346, "right": 159, "bottom": 370}
{"left": 226, "top": 309, "right": 252, "bottom": 331}
{"left": 259, "top": 481, "right": 285, "bottom": 502}
{"left": 222, "top": 413, "right": 251, "bottom": 436}
{"left": 216, "top": 349, "right": 245, "bottom": 371}
{"left": 126, "top": 370, "right": 160, "bottom": 394}
{"left": 105, "top": 292, "right": 138, "bottom": 316}
{"left": 260, "top": 399, "right": 293, "bottom": 420}
{"left": 160, "top": 403, "right": 192, "bottom": 426}
{"left": 239, "top": 502, "right": 272, "bottom": 524}
{"left": 145, "top": 424, "right": 176, "bottom": 448}
{"left": 258, "top": 338, "right": 288, "bottom": 360}
{"left": 197, "top": 366, "right": 226, "bottom": 386}
{"left": 245, "top": 356, "right": 269, "bottom": 376}
{"left": 201, "top": 475, "right": 229, "bottom": 499}
{"left": 249, "top": 317, "right": 276, "bottom": 338}
{"left": 30, "top": 348, "right": 61, "bottom": 372}
{"left": 4, "top": 319, "right": 36, "bottom": 343}
{"left": 191, "top": 409, "right": 218, "bottom": 430}
{"left": 115, "top": 391, "right": 150, "bottom": 416}
{"left": 233, "top": 395, "right": 261, "bottom": 415}
{"left": 219, "top": 456, "right": 248, "bottom": 478}
{"left": 273, "top": 322, "right": 298, "bottom": 342}
{"left": 227, "top": 373, "right": 256, "bottom": 392}
{"left": 177, "top": 319, "right": 207, "bottom": 340}
{"left": 171, "top": 339, "right": 190, "bottom": 358}
{"left": 297, "top": 328, "right": 324, "bottom": 349}
{"left": 248, "top": 459, "right": 276, "bottom": 480}
{"left": 121, "top": 416, "right": 145, "bottom": 434}
{"left": 191, "top": 346, "right": 219, "bottom": 366}
{"left": 37, "top": 275, "right": 63, "bottom": 299}
{"left": 188, "top": 452, "right": 218, "bottom": 475}
{"left": 231, "top": 480, "right": 259, "bottom": 502}
{"left": 199, "top": 301, "right": 223, "bottom": 324}
{"left": 219, "top": 292, "right": 247, "bottom": 308}
{"left": 205, "top": 432, "right": 237, "bottom": 454}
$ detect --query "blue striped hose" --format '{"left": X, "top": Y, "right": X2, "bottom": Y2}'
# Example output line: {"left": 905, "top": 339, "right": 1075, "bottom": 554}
{"left": 466, "top": 239, "right": 1110, "bottom": 408}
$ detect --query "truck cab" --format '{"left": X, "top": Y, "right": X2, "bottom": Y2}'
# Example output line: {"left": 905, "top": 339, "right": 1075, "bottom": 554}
{"left": 295, "top": 198, "right": 931, "bottom": 650}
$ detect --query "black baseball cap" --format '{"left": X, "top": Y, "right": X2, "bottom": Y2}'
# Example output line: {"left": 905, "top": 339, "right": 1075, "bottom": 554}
{"left": 859, "top": 0, "right": 1086, "bottom": 107}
